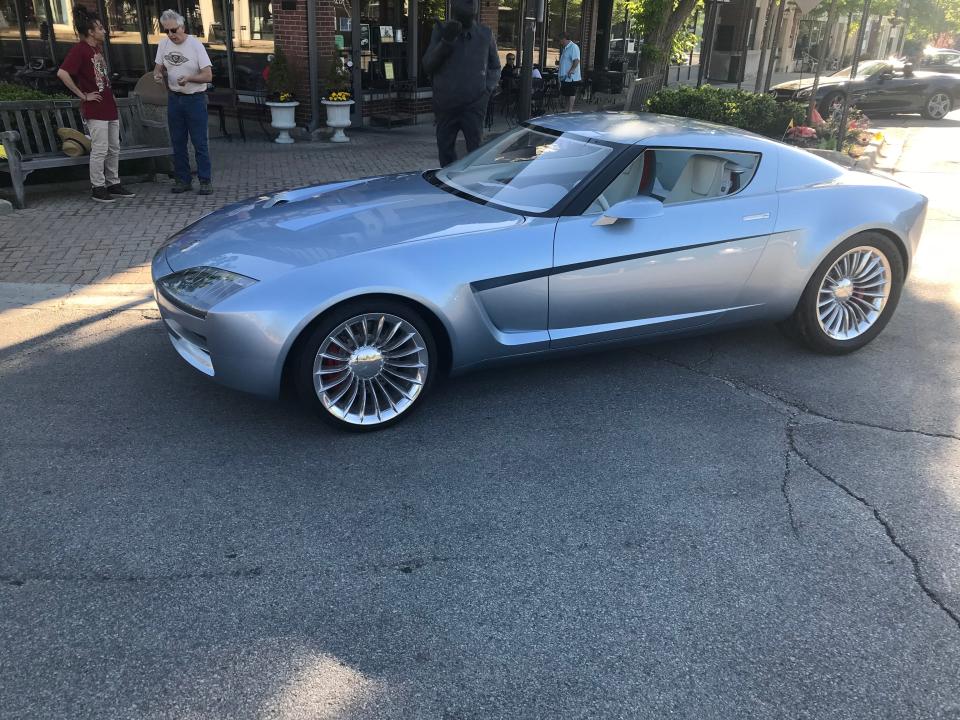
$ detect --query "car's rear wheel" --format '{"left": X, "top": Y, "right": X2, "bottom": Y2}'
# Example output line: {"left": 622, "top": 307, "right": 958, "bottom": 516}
{"left": 785, "top": 232, "right": 904, "bottom": 355}
{"left": 295, "top": 300, "right": 436, "bottom": 431}
{"left": 921, "top": 91, "right": 952, "bottom": 120}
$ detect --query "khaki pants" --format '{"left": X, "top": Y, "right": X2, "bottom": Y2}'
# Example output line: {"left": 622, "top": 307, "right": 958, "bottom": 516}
{"left": 87, "top": 119, "right": 120, "bottom": 188}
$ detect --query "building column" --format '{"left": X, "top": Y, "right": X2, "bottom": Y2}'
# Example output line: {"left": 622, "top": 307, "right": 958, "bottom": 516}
{"left": 592, "top": 0, "right": 612, "bottom": 69}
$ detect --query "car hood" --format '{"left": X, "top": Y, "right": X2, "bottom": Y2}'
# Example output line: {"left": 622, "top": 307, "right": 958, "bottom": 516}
{"left": 160, "top": 173, "right": 523, "bottom": 280}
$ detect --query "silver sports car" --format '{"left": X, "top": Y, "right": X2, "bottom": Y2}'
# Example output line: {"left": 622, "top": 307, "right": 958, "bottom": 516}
{"left": 152, "top": 113, "right": 928, "bottom": 430}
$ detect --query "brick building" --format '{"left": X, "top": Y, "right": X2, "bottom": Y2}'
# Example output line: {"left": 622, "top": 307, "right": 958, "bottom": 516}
{"left": 1, "top": 0, "right": 618, "bottom": 127}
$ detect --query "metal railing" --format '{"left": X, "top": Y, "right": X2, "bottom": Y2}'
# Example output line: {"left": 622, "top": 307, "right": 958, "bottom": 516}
{"left": 625, "top": 75, "right": 665, "bottom": 112}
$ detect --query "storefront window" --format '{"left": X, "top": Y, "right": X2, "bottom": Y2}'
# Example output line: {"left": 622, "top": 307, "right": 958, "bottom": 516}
{"left": 142, "top": 0, "right": 272, "bottom": 91}
{"left": 0, "top": 0, "right": 26, "bottom": 63}
{"left": 416, "top": 0, "right": 443, "bottom": 83}
{"left": 101, "top": 0, "right": 148, "bottom": 80}
{"left": 360, "top": 0, "right": 408, "bottom": 87}
{"left": 496, "top": 0, "right": 517, "bottom": 65}
{"left": 546, "top": 0, "right": 562, "bottom": 69}
{"left": 249, "top": 0, "right": 271, "bottom": 39}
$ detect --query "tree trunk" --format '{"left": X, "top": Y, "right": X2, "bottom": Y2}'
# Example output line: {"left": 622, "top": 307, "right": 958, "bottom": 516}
{"left": 637, "top": 0, "right": 699, "bottom": 78}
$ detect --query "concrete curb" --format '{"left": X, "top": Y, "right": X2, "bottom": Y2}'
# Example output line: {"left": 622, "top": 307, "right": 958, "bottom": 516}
{"left": 0, "top": 282, "right": 155, "bottom": 311}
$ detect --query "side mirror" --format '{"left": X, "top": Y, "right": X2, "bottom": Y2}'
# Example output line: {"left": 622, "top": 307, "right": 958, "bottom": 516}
{"left": 593, "top": 195, "right": 664, "bottom": 226}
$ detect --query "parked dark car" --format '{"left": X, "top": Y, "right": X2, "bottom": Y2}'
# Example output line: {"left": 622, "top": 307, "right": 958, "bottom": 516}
{"left": 917, "top": 48, "right": 960, "bottom": 74}
{"left": 770, "top": 59, "right": 960, "bottom": 120}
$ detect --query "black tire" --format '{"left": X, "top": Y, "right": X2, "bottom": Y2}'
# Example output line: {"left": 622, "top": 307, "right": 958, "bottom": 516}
{"left": 784, "top": 232, "right": 905, "bottom": 355}
{"left": 294, "top": 299, "right": 437, "bottom": 432}
{"left": 921, "top": 90, "right": 952, "bottom": 120}
{"left": 818, "top": 91, "right": 845, "bottom": 118}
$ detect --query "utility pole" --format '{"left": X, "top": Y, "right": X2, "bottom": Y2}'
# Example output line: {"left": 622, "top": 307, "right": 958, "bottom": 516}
{"left": 754, "top": 0, "right": 777, "bottom": 91}
{"left": 697, "top": 0, "right": 720, "bottom": 87}
{"left": 518, "top": 0, "right": 543, "bottom": 121}
{"left": 807, "top": 0, "right": 839, "bottom": 123}
{"left": 836, "top": 0, "right": 871, "bottom": 151}
{"left": 762, "top": 0, "right": 788, "bottom": 92}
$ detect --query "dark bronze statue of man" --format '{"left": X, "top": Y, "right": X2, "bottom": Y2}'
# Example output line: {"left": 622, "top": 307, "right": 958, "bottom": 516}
{"left": 422, "top": 0, "right": 500, "bottom": 166}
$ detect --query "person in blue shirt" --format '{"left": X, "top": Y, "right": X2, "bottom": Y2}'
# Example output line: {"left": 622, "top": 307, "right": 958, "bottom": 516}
{"left": 558, "top": 32, "right": 581, "bottom": 112}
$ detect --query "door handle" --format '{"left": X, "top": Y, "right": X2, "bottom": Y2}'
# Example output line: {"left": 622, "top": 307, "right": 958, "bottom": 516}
{"left": 742, "top": 212, "right": 770, "bottom": 221}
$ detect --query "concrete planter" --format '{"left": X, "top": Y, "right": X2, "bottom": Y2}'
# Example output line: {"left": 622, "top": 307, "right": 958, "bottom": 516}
{"left": 322, "top": 99, "right": 355, "bottom": 143}
{"left": 266, "top": 101, "right": 300, "bottom": 144}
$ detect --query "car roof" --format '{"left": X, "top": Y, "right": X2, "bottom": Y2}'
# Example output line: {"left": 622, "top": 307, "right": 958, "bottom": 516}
{"left": 531, "top": 111, "right": 777, "bottom": 151}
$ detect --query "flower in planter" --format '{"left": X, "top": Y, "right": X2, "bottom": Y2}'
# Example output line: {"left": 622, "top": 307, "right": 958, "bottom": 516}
{"left": 266, "top": 47, "right": 298, "bottom": 102}
{"left": 323, "top": 48, "right": 352, "bottom": 104}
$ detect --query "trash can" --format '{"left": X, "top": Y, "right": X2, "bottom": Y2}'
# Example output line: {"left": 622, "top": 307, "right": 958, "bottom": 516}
{"left": 727, "top": 53, "right": 743, "bottom": 83}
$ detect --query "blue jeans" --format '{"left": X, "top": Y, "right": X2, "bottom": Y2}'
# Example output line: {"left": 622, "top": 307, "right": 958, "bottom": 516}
{"left": 167, "top": 92, "right": 211, "bottom": 184}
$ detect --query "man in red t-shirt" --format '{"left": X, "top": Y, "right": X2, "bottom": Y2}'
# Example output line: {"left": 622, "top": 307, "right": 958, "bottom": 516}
{"left": 57, "top": 7, "right": 135, "bottom": 203}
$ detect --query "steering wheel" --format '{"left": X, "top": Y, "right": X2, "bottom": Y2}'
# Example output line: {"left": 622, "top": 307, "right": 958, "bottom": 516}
{"left": 596, "top": 194, "right": 610, "bottom": 211}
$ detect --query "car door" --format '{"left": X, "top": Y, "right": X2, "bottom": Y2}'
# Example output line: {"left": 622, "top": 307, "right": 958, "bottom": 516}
{"left": 853, "top": 67, "right": 906, "bottom": 111}
{"left": 548, "top": 147, "right": 778, "bottom": 348}
{"left": 883, "top": 70, "right": 928, "bottom": 111}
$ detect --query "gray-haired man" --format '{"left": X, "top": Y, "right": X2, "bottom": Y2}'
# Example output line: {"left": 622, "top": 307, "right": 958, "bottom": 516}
{"left": 153, "top": 9, "right": 214, "bottom": 194}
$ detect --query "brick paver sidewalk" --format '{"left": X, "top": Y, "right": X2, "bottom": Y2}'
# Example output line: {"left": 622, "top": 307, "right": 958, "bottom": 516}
{"left": 0, "top": 124, "right": 451, "bottom": 285}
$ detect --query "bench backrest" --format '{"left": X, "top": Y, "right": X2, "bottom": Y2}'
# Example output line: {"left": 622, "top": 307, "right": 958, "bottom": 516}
{"left": 0, "top": 96, "right": 148, "bottom": 158}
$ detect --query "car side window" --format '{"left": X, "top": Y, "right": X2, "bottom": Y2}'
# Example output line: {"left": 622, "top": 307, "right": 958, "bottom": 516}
{"left": 584, "top": 148, "right": 761, "bottom": 214}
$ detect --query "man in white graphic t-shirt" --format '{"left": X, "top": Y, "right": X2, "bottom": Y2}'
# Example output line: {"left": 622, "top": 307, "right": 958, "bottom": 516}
{"left": 153, "top": 9, "right": 214, "bottom": 194}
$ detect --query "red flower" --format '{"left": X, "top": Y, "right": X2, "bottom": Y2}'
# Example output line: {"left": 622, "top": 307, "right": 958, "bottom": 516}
{"left": 787, "top": 125, "right": 817, "bottom": 139}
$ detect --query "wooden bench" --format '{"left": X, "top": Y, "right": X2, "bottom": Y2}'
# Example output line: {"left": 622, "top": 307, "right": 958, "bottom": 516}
{"left": 0, "top": 95, "right": 171, "bottom": 209}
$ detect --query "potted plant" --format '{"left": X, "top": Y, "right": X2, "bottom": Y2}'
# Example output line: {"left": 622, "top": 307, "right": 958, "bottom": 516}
{"left": 321, "top": 48, "right": 354, "bottom": 143}
{"left": 265, "top": 47, "right": 299, "bottom": 144}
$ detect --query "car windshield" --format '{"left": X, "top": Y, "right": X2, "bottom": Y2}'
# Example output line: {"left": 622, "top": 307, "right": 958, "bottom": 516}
{"left": 831, "top": 60, "right": 894, "bottom": 79}
{"left": 432, "top": 126, "right": 617, "bottom": 214}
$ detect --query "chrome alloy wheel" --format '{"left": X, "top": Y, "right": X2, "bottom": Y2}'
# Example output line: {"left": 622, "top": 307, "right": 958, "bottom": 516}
{"left": 312, "top": 313, "right": 429, "bottom": 426}
{"left": 926, "top": 92, "right": 951, "bottom": 119}
{"left": 817, "top": 246, "right": 892, "bottom": 341}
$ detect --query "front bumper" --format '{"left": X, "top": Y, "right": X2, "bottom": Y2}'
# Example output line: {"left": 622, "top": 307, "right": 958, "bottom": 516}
{"left": 151, "top": 248, "right": 285, "bottom": 398}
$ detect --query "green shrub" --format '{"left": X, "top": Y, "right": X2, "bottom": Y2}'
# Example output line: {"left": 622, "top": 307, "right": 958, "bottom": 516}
{"left": 646, "top": 85, "right": 807, "bottom": 139}
{"left": 0, "top": 82, "right": 71, "bottom": 101}
{"left": 266, "top": 47, "right": 298, "bottom": 101}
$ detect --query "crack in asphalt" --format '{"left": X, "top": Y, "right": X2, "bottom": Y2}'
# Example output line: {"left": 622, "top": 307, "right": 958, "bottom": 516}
{"left": 781, "top": 419, "right": 801, "bottom": 537}
{"left": 647, "top": 351, "right": 960, "bottom": 441}
{"left": 649, "top": 350, "right": 960, "bottom": 630}
{"left": 787, "top": 427, "right": 960, "bottom": 632}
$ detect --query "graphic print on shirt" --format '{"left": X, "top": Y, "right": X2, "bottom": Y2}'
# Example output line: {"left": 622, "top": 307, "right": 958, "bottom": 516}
{"left": 92, "top": 51, "right": 109, "bottom": 91}
{"left": 164, "top": 51, "right": 190, "bottom": 66}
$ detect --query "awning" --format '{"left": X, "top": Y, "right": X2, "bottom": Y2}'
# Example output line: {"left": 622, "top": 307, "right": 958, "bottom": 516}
{"left": 792, "top": 0, "right": 825, "bottom": 14}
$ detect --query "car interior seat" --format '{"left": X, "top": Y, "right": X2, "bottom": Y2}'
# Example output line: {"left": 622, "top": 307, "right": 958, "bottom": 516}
{"left": 663, "top": 154, "right": 734, "bottom": 204}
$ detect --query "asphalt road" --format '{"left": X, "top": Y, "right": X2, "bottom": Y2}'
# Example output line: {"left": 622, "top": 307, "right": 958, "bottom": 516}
{"left": 1, "top": 116, "right": 959, "bottom": 719}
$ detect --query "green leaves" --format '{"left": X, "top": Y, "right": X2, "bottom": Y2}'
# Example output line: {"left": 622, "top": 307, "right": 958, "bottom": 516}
{"left": 0, "top": 83, "right": 70, "bottom": 101}
{"left": 646, "top": 85, "right": 807, "bottom": 137}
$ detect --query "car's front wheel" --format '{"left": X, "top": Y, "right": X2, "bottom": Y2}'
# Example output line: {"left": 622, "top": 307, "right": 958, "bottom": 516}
{"left": 295, "top": 300, "right": 437, "bottom": 431}
{"left": 785, "top": 232, "right": 904, "bottom": 355}
{"left": 921, "top": 91, "right": 952, "bottom": 120}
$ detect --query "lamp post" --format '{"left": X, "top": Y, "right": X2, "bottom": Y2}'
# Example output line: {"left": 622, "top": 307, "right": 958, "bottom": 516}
{"left": 518, "top": 0, "right": 543, "bottom": 122}
{"left": 836, "top": 0, "right": 871, "bottom": 152}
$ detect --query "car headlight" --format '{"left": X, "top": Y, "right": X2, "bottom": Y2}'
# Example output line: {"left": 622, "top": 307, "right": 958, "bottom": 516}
{"left": 157, "top": 266, "right": 258, "bottom": 317}
{"left": 795, "top": 88, "right": 811, "bottom": 99}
